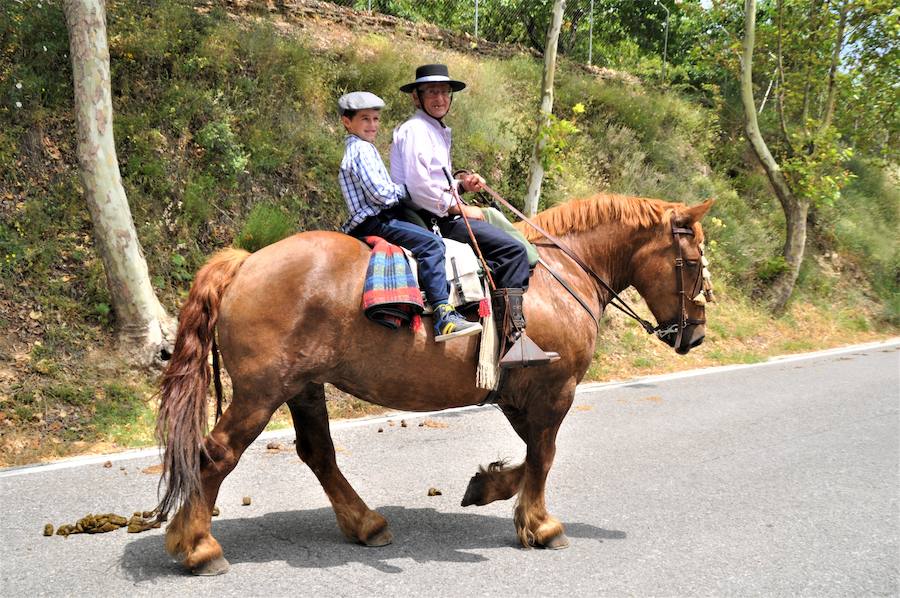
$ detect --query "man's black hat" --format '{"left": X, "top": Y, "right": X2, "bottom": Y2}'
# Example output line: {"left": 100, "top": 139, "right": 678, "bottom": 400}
{"left": 399, "top": 64, "right": 466, "bottom": 93}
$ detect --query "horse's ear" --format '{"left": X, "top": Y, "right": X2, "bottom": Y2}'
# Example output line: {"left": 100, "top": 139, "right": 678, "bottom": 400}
{"left": 683, "top": 199, "right": 715, "bottom": 224}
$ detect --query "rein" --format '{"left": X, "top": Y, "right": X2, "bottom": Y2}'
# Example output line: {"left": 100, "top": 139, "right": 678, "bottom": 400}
{"left": 478, "top": 183, "right": 704, "bottom": 346}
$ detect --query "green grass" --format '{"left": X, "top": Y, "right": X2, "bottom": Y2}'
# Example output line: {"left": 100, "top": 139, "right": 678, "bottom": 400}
{"left": 778, "top": 339, "right": 817, "bottom": 353}
{"left": 91, "top": 383, "right": 157, "bottom": 447}
{"left": 705, "top": 349, "right": 765, "bottom": 365}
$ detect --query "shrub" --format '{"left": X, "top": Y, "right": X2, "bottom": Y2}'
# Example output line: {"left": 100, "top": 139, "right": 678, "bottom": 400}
{"left": 235, "top": 204, "right": 296, "bottom": 252}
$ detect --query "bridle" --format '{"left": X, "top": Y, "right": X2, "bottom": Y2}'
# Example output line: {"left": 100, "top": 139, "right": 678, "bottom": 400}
{"left": 476, "top": 182, "right": 714, "bottom": 351}
{"left": 653, "top": 218, "right": 715, "bottom": 350}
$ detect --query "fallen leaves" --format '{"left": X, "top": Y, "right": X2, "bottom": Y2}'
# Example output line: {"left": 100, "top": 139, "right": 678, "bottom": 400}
{"left": 141, "top": 463, "right": 163, "bottom": 475}
{"left": 420, "top": 419, "right": 448, "bottom": 429}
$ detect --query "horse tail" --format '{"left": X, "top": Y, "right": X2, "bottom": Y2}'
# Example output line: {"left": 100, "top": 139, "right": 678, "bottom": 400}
{"left": 155, "top": 248, "right": 250, "bottom": 517}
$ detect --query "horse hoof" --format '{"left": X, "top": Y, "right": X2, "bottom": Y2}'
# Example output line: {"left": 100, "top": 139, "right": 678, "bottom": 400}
{"left": 362, "top": 527, "right": 393, "bottom": 547}
{"left": 541, "top": 533, "right": 570, "bottom": 550}
{"left": 191, "top": 555, "right": 230, "bottom": 576}
{"left": 461, "top": 482, "right": 481, "bottom": 507}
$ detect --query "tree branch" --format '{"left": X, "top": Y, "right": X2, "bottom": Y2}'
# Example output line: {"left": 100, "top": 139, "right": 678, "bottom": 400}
{"left": 820, "top": 0, "right": 849, "bottom": 132}
{"left": 775, "top": 0, "right": 794, "bottom": 155}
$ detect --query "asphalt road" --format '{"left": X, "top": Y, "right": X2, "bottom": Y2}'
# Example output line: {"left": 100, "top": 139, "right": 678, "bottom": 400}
{"left": 2, "top": 340, "right": 898, "bottom": 597}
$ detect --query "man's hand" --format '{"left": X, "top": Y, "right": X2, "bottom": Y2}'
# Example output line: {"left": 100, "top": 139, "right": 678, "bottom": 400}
{"left": 447, "top": 202, "right": 485, "bottom": 220}
{"left": 458, "top": 172, "right": 485, "bottom": 194}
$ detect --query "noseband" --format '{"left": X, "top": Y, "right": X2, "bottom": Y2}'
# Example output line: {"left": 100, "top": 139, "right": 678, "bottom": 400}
{"left": 477, "top": 183, "right": 714, "bottom": 352}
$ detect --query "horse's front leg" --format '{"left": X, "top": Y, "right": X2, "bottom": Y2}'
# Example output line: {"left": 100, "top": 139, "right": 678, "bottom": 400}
{"left": 506, "top": 384, "right": 575, "bottom": 550}
{"left": 287, "top": 384, "right": 392, "bottom": 547}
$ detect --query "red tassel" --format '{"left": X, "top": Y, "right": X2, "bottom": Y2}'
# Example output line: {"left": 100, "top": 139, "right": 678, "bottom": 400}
{"left": 412, "top": 314, "right": 423, "bottom": 333}
{"left": 478, "top": 298, "right": 491, "bottom": 318}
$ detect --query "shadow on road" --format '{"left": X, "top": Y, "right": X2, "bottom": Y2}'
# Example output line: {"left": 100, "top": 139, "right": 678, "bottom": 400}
{"left": 119, "top": 506, "right": 626, "bottom": 580}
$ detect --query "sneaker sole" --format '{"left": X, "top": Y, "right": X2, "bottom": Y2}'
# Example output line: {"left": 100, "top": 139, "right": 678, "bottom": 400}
{"left": 434, "top": 323, "right": 483, "bottom": 342}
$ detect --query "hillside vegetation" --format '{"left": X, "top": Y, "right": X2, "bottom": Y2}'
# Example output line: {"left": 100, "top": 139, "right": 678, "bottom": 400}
{"left": 0, "top": 0, "right": 896, "bottom": 466}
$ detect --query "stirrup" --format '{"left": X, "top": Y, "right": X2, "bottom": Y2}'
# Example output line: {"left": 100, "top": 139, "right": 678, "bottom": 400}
{"left": 499, "top": 333, "right": 561, "bottom": 369}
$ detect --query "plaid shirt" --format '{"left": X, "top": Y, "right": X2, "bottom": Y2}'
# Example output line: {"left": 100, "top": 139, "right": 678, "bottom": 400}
{"left": 339, "top": 135, "right": 408, "bottom": 233}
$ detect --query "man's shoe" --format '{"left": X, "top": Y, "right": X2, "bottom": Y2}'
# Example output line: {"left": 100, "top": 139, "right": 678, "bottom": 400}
{"left": 434, "top": 304, "right": 482, "bottom": 342}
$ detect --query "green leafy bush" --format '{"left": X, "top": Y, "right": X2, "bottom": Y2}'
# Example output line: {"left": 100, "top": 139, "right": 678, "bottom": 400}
{"left": 235, "top": 204, "right": 296, "bottom": 252}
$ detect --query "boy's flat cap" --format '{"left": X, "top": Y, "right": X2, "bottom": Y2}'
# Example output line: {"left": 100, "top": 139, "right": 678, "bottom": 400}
{"left": 337, "top": 91, "right": 385, "bottom": 116}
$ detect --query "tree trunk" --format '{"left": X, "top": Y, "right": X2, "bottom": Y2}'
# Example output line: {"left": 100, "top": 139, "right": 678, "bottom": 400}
{"left": 741, "top": 0, "right": 808, "bottom": 314}
{"left": 63, "top": 0, "right": 173, "bottom": 366}
{"left": 523, "top": 0, "right": 565, "bottom": 217}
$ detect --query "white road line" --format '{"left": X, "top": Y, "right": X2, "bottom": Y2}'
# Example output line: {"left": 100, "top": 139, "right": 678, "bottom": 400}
{"left": 2, "top": 338, "right": 896, "bottom": 479}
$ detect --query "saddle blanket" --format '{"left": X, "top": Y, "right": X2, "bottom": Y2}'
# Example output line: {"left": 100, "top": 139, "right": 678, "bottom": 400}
{"left": 361, "top": 236, "right": 424, "bottom": 331}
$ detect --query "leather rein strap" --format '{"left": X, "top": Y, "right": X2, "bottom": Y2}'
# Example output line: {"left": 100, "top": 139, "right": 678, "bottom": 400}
{"left": 479, "top": 183, "right": 659, "bottom": 335}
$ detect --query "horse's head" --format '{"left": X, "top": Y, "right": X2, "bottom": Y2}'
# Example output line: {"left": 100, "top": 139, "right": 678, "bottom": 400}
{"left": 631, "top": 199, "right": 715, "bottom": 355}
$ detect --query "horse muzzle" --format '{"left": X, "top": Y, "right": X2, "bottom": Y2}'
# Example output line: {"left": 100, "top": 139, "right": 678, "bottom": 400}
{"left": 656, "top": 322, "right": 705, "bottom": 354}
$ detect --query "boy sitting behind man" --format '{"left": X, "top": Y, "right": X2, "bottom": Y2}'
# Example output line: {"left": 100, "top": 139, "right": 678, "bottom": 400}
{"left": 336, "top": 91, "right": 481, "bottom": 342}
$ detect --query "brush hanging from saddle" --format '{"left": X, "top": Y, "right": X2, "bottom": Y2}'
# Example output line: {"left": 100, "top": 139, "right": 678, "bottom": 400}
{"left": 444, "top": 170, "right": 560, "bottom": 370}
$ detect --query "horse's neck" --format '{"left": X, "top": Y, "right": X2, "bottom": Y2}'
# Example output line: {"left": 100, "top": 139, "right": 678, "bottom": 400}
{"left": 565, "top": 221, "right": 647, "bottom": 297}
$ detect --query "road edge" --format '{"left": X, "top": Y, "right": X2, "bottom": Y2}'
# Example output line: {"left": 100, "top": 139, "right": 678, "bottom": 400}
{"left": 2, "top": 337, "right": 897, "bottom": 478}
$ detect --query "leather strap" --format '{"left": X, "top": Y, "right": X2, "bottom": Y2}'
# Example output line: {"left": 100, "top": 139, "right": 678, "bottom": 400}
{"left": 479, "top": 183, "right": 658, "bottom": 334}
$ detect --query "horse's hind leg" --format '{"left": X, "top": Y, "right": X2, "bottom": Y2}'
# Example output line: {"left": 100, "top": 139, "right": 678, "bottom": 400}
{"left": 166, "top": 387, "right": 280, "bottom": 574}
{"left": 287, "top": 383, "right": 392, "bottom": 547}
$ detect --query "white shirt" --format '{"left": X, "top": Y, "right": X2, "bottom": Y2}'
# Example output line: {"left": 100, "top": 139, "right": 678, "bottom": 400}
{"left": 390, "top": 110, "right": 461, "bottom": 217}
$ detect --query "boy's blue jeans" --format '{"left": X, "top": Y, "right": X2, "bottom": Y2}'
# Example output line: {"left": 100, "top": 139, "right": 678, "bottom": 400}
{"left": 351, "top": 212, "right": 450, "bottom": 306}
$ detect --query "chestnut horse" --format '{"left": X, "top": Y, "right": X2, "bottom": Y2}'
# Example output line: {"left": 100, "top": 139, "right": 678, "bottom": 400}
{"left": 156, "top": 193, "right": 714, "bottom": 575}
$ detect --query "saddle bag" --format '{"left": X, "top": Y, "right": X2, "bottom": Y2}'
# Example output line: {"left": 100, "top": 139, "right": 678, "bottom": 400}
{"left": 405, "top": 238, "right": 486, "bottom": 310}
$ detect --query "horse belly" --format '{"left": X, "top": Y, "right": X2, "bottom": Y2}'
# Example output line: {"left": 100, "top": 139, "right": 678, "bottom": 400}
{"left": 328, "top": 332, "right": 488, "bottom": 411}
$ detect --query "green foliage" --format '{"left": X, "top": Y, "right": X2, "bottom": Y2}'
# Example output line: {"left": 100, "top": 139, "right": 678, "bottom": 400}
{"left": 235, "top": 204, "right": 296, "bottom": 252}
{"left": 182, "top": 174, "right": 216, "bottom": 229}
{"left": 782, "top": 126, "right": 854, "bottom": 207}
{"left": 757, "top": 256, "right": 789, "bottom": 283}
{"left": 196, "top": 120, "right": 249, "bottom": 182}
{"left": 535, "top": 105, "right": 583, "bottom": 174}
{"left": 0, "top": 0, "right": 72, "bottom": 124}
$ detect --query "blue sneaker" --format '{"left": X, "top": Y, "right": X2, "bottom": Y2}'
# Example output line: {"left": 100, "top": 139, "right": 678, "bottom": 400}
{"left": 433, "top": 303, "right": 482, "bottom": 342}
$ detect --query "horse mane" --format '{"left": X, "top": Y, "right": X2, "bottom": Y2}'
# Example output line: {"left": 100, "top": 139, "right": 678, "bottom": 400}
{"left": 514, "top": 193, "right": 682, "bottom": 241}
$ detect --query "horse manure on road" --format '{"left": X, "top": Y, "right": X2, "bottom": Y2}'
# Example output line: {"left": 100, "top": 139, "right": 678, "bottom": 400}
{"left": 242, "top": 496, "right": 252, "bottom": 506}
{"left": 427, "top": 487, "right": 442, "bottom": 496}
{"left": 265, "top": 441, "right": 282, "bottom": 451}
{"left": 212, "top": 506, "right": 220, "bottom": 516}
{"left": 46, "top": 511, "right": 163, "bottom": 537}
